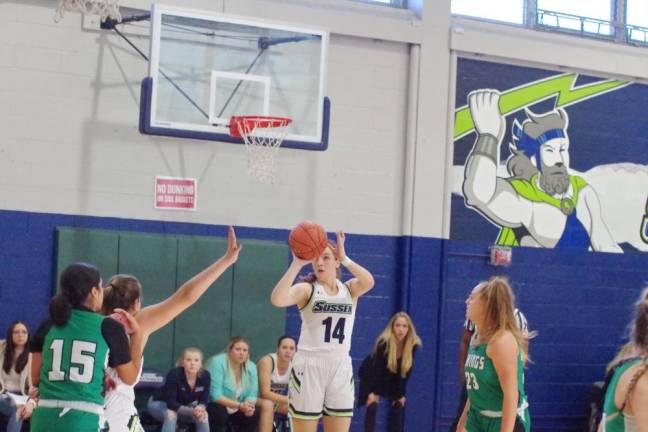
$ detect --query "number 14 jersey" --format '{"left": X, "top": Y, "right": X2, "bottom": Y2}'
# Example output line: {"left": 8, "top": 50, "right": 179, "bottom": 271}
{"left": 298, "top": 280, "right": 355, "bottom": 355}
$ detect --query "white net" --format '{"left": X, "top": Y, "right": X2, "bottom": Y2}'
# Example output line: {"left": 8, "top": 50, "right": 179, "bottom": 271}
{"left": 54, "top": 0, "right": 122, "bottom": 23}
{"left": 235, "top": 117, "right": 290, "bottom": 185}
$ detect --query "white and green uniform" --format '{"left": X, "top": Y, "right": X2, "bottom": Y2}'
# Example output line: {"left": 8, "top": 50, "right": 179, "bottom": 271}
{"left": 104, "top": 358, "right": 144, "bottom": 432}
{"left": 601, "top": 358, "right": 642, "bottom": 432}
{"left": 289, "top": 280, "right": 355, "bottom": 420}
{"left": 269, "top": 352, "right": 291, "bottom": 397}
{"left": 30, "top": 309, "right": 131, "bottom": 432}
{"left": 464, "top": 341, "right": 530, "bottom": 432}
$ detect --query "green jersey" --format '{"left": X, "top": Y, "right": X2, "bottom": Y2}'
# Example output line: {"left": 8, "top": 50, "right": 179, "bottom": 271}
{"left": 464, "top": 340, "right": 529, "bottom": 431}
{"left": 31, "top": 309, "right": 132, "bottom": 432}
{"left": 38, "top": 310, "right": 110, "bottom": 405}
{"left": 602, "top": 358, "right": 642, "bottom": 432}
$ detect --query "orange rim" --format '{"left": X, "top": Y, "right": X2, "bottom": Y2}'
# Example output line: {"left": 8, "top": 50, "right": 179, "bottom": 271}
{"left": 229, "top": 116, "right": 292, "bottom": 138}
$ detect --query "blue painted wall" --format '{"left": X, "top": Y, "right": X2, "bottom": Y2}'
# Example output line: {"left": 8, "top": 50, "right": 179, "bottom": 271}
{"left": 436, "top": 241, "right": 647, "bottom": 432}
{"left": 1, "top": 209, "right": 646, "bottom": 431}
{"left": 0, "top": 209, "right": 413, "bottom": 431}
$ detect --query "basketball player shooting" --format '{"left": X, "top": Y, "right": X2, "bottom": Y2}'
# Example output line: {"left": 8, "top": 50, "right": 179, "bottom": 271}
{"left": 271, "top": 226, "right": 375, "bottom": 432}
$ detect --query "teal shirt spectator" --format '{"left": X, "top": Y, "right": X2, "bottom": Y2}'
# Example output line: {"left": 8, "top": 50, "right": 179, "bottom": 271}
{"left": 206, "top": 352, "right": 258, "bottom": 403}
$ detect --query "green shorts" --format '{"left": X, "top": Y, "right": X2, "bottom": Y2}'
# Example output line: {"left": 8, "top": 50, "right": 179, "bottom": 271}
{"left": 30, "top": 406, "right": 103, "bottom": 432}
{"left": 465, "top": 406, "right": 530, "bottom": 432}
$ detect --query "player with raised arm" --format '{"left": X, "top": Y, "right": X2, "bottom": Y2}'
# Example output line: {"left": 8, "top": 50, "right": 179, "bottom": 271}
{"left": 102, "top": 226, "right": 242, "bottom": 432}
{"left": 271, "top": 230, "right": 375, "bottom": 432}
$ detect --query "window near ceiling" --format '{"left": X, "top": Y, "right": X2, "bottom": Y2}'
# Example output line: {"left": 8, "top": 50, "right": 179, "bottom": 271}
{"left": 451, "top": 0, "right": 524, "bottom": 24}
{"left": 626, "top": 0, "right": 648, "bottom": 43}
{"left": 357, "top": 0, "right": 406, "bottom": 7}
{"left": 536, "top": 0, "right": 614, "bottom": 36}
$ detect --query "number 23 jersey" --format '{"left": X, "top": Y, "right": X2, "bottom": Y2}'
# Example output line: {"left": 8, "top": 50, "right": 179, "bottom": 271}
{"left": 464, "top": 341, "right": 528, "bottom": 414}
{"left": 298, "top": 280, "right": 355, "bottom": 355}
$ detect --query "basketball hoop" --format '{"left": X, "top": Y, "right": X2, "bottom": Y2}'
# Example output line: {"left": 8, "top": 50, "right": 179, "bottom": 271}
{"left": 54, "top": 0, "right": 122, "bottom": 23}
{"left": 230, "top": 116, "right": 292, "bottom": 184}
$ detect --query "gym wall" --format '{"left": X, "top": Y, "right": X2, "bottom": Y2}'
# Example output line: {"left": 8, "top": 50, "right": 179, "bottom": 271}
{"left": 0, "top": 1, "right": 647, "bottom": 431}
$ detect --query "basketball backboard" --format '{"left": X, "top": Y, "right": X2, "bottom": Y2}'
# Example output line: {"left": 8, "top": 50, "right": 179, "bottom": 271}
{"left": 140, "top": 4, "right": 330, "bottom": 150}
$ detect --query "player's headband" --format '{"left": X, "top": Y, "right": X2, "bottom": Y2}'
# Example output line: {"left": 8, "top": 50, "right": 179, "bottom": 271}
{"left": 512, "top": 124, "right": 566, "bottom": 170}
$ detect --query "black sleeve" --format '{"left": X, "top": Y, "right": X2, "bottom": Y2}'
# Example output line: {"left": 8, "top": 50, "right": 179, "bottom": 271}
{"left": 30, "top": 319, "right": 52, "bottom": 353}
{"left": 101, "top": 318, "right": 132, "bottom": 368}
{"left": 198, "top": 371, "right": 211, "bottom": 406}
{"left": 367, "top": 343, "right": 386, "bottom": 394}
{"left": 162, "top": 368, "right": 182, "bottom": 412}
{"left": 399, "top": 346, "right": 418, "bottom": 397}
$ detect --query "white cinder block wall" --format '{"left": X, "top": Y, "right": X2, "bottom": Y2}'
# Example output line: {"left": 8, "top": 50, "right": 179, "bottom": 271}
{"left": 0, "top": 0, "right": 417, "bottom": 236}
{"left": 3, "top": 0, "right": 648, "bottom": 239}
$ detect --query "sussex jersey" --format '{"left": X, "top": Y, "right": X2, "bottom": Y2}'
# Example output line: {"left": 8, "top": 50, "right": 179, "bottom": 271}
{"left": 602, "top": 358, "right": 642, "bottom": 432}
{"left": 268, "top": 352, "right": 291, "bottom": 396}
{"left": 298, "top": 280, "right": 355, "bottom": 354}
{"left": 465, "top": 341, "right": 529, "bottom": 418}
{"left": 105, "top": 357, "right": 143, "bottom": 403}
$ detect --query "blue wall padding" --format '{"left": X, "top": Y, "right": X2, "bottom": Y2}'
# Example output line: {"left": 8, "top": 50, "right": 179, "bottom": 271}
{"left": 0, "top": 209, "right": 646, "bottom": 432}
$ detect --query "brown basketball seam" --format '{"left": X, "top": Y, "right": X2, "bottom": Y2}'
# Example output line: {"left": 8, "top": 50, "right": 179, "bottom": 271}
{"left": 301, "top": 224, "right": 321, "bottom": 257}
{"left": 289, "top": 226, "right": 317, "bottom": 258}
{"left": 290, "top": 239, "right": 315, "bottom": 255}
{"left": 317, "top": 229, "right": 328, "bottom": 248}
{"left": 290, "top": 238, "right": 315, "bottom": 248}
{"left": 301, "top": 224, "right": 319, "bottom": 245}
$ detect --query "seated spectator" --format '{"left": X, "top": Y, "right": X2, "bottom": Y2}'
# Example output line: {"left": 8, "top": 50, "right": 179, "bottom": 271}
{"left": 147, "top": 347, "right": 210, "bottom": 432}
{"left": 358, "top": 312, "right": 422, "bottom": 432}
{"left": 0, "top": 321, "right": 34, "bottom": 432}
{"left": 256, "top": 335, "right": 297, "bottom": 432}
{"left": 206, "top": 337, "right": 258, "bottom": 432}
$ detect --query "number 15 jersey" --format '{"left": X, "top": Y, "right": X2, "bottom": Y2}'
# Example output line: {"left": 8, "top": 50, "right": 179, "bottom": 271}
{"left": 31, "top": 309, "right": 132, "bottom": 406}
{"left": 298, "top": 280, "right": 355, "bottom": 355}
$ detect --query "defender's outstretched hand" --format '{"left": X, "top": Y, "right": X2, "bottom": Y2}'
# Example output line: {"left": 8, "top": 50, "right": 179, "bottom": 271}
{"left": 133, "top": 225, "right": 244, "bottom": 338}
{"left": 224, "top": 226, "right": 243, "bottom": 264}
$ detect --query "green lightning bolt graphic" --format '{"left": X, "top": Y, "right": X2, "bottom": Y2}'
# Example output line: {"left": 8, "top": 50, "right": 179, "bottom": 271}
{"left": 454, "top": 73, "right": 630, "bottom": 140}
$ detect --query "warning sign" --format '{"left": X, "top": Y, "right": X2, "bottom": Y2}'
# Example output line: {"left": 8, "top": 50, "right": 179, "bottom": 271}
{"left": 154, "top": 176, "right": 197, "bottom": 210}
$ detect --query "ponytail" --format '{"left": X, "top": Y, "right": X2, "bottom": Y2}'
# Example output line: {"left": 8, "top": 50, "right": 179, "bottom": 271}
{"left": 623, "top": 355, "right": 648, "bottom": 409}
{"left": 49, "top": 294, "right": 73, "bottom": 326}
{"left": 102, "top": 275, "right": 142, "bottom": 315}
{"left": 631, "top": 289, "right": 648, "bottom": 350}
{"left": 623, "top": 287, "right": 648, "bottom": 404}
{"left": 51, "top": 263, "right": 102, "bottom": 326}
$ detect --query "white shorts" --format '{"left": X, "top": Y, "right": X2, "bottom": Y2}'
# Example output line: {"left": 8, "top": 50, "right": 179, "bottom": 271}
{"left": 103, "top": 392, "right": 144, "bottom": 432}
{"left": 288, "top": 351, "right": 354, "bottom": 420}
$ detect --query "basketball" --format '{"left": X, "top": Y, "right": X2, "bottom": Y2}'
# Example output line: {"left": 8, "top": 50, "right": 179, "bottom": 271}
{"left": 288, "top": 221, "right": 329, "bottom": 260}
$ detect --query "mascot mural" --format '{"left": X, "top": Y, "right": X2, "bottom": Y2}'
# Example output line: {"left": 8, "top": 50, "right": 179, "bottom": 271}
{"left": 452, "top": 59, "right": 648, "bottom": 253}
